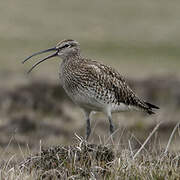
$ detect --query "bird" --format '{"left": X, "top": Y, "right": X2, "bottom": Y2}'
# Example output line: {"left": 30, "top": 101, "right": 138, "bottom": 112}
{"left": 23, "top": 39, "right": 159, "bottom": 140}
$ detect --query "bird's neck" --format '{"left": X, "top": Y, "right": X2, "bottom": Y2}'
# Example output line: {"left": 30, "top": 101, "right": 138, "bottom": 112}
{"left": 60, "top": 53, "right": 82, "bottom": 74}
{"left": 61, "top": 53, "right": 81, "bottom": 62}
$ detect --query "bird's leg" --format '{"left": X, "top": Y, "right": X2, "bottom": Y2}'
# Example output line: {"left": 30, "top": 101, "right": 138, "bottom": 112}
{"left": 108, "top": 115, "right": 114, "bottom": 135}
{"left": 86, "top": 116, "right": 91, "bottom": 140}
{"left": 84, "top": 110, "right": 91, "bottom": 141}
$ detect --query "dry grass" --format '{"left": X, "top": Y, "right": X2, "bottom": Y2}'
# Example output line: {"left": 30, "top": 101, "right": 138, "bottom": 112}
{"left": 0, "top": 80, "right": 180, "bottom": 180}
{"left": 1, "top": 133, "right": 180, "bottom": 180}
{"left": 0, "top": 78, "right": 179, "bottom": 179}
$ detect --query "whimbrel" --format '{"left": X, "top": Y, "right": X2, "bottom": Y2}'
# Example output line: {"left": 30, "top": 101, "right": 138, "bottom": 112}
{"left": 23, "top": 39, "right": 159, "bottom": 140}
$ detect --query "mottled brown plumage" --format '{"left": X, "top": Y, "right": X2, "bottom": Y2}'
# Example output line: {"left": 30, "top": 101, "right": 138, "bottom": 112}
{"left": 23, "top": 39, "right": 159, "bottom": 140}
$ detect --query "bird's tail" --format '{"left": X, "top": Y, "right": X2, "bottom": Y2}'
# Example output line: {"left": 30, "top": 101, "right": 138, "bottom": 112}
{"left": 144, "top": 102, "right": 160, "bottom": 115}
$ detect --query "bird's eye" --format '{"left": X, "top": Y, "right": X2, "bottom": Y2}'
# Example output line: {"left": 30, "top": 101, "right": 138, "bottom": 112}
{"left": 62, "top": 44, "right": 70, "bottom": 48}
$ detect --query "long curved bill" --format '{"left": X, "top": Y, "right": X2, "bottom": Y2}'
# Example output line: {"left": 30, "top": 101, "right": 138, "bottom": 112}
{"left": 22, "top": 47, "right": 58, "bottom": 73}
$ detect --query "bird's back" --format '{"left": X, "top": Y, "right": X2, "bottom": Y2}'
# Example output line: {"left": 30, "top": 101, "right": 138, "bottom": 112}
{"left": 60, "top": 57, "right": 158, "bottom": 114}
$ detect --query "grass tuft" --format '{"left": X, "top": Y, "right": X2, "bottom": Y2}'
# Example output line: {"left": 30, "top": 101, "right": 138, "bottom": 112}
{"left": 19, "top": 141, "right": 114, "bottom": 179}
{"left": 0, "top": 140, "right": 180, "bottom": 179}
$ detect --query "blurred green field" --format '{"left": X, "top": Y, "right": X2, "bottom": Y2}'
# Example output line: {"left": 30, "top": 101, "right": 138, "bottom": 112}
{"left": 1, "top": 0, "right": 180, "bottom": 80}
{"left": 0, "top": 1, "right": 180, "bottom": 179}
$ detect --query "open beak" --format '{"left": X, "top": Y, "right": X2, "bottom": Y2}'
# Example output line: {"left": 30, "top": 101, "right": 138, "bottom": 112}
{"left": 22, "top": 47, "right": 58, "bottom": 73}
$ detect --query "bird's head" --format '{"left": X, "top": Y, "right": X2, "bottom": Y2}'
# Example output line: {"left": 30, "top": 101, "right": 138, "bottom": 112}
{"left": 56, "top": 39, "right": 80, "bottom": 58}
{"left": 22, "top": 39, "right": 80, "bottom": 73}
